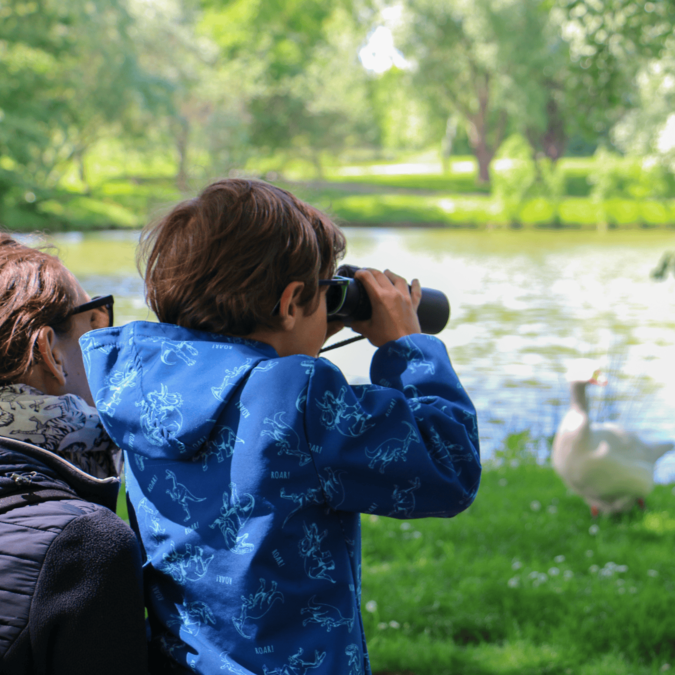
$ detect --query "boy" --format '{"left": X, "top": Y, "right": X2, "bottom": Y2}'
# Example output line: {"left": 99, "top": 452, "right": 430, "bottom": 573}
{"left": 81, "top": 179, "right": 481, "bottom": 675}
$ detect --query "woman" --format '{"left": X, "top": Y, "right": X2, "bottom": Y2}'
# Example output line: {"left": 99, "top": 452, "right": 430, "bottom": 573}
{"left": 0, "top": 234, "right": 148, "bottom": 675}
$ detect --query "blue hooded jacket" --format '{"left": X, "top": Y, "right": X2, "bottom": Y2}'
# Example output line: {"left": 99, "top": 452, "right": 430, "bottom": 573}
{"left": 81, "top": 322, "right": 481, "bottom": 675}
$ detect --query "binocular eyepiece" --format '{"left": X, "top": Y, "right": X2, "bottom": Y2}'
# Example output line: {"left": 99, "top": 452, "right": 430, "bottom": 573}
{"left": 328, "top": 264, "right": 450, "bottom": 335}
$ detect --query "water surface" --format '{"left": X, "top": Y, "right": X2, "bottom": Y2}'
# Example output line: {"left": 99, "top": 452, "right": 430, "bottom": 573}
{"left": 45, "top": 228, "right": 675, "bottom": 481}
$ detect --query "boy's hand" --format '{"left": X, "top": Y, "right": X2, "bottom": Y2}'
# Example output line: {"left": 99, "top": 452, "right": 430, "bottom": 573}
{"left": 351, "top": 268, "right": 422, "bottom": 347}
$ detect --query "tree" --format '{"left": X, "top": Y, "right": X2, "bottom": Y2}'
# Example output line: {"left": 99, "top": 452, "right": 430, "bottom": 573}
{"left": 126, "top": 0, "right": 221, "bottom": 191}
{"left": 398, "top": 0, "right": 553, "bottom": 183}
{"left": 0, "top": 0, "right": 72, "bottom": 210}
{"left": 202, "top": 0, "right": 379, "bottom": 177}
{"left": 0, "top": 0, "right": 171, "bottom": 218}
{"left": 611, "top": 53, "right": 675, "bottom": 174}
{"left": 51, "top": 0, "right": 172, "bottom": 191}
{"left": 523, "top": 0, "right": 675, "bottom": 161}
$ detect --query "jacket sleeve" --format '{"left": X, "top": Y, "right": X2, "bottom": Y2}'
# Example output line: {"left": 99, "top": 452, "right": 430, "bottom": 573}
{"left": 29, "top": 508, "right": 149, "bottom": 675}
{"left": 305, "top": 333, "right": 480, "bottom": 519}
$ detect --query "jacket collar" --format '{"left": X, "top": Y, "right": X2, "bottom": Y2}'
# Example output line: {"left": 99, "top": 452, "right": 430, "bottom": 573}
{"left": 0, "top": 437, "right": 120, "bottom": 512}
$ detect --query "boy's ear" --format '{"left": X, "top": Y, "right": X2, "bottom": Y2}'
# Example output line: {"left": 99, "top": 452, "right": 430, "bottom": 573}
{"left": 276, "top": 281, "right": 305, "bottom": 330}
{"left": 34, "top": 326, "right": 67, "bottom": 387}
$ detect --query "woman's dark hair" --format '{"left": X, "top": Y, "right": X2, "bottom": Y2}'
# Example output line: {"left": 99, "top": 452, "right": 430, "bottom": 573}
{"left": 139, "top": 179, "right": 347, "bottom": 336}
{"left": 0, "top": 234, "right": 74, "bottom": 384}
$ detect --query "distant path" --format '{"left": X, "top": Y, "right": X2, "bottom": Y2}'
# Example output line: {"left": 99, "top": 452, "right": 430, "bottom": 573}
{"left": 281, "top": 179, "right": 486, "bottom": 197}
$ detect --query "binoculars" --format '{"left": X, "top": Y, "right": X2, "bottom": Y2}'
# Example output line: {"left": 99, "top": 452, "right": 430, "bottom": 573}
{"left": 327, "top": 264, "right": 450, "bottom": 335}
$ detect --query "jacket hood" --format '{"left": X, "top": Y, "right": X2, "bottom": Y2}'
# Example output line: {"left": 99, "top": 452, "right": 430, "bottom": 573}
{"left": 80, "top": 321, "right": 280, "bottom": 462}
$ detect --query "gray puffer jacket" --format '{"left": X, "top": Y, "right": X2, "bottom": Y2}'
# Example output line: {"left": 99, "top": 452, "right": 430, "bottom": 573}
{"left": 0, "top": 437, "right": 148, "bottom": 675}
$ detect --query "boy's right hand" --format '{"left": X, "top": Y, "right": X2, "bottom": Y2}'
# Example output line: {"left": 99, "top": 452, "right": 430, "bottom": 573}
{"left": 351, "top": 268, "right": 422, "bottom": 347}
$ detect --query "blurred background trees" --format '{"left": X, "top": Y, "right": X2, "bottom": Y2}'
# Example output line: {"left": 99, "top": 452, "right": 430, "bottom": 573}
{"left": 2, "top": 0, "right": 675, "bottom": 228}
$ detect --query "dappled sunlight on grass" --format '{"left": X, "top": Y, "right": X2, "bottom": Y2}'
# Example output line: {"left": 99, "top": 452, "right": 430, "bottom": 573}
{"left": 362, "top": 464, "right": 675, "bottom": 674}
{"left": 641, "top": 511, "right": 675, "bottom": 535}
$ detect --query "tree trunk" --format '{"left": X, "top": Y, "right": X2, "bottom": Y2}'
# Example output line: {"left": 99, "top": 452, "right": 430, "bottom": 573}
{"left": 526, "top": 96, "right": 567, "bottom": 163}
{"left": 76, "top": 148, "right": 90, "bottom": 194}
{"left": 463, "top": 78, "right": 506, "bottom": 185}
{"left": 466, "top": 117, "right": 494, "bottom": 184}
{"left": 441, "top": 115, "right": 458, "bottom": 174}
{"left": 311, "top": 149, "right": 324, "bottom": 180}
{"left": 474, "top": 143, "right": 493, "bottom": 184}
{"left": 541, "top": 97, "right": 566, "bottom": 162}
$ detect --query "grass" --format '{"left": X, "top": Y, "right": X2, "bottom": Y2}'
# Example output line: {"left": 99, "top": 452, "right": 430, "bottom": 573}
{"left": 360, "top": 462, "right": 675, "bottom": 675}
{"left": 10, "top": 187, "right": 675, "bottom": 231}
{"left": 2, "top": 177, "right": 182, "bottom": 232}
{"left": 115, "top": 459, "right": 675, "bottom": 674}
{"left": 322, "top": 171, "right": 492, "bottom": 194}
{"left": 5, "top": 151, "right": 675, "bottom": 231}
{"left": 284, "top": 185, "right": 675, "bottom": 229}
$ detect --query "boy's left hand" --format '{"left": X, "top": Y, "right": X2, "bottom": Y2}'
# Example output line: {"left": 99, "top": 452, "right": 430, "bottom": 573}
{"left": 351, "top": 268, "right": 422, "bottom": 347}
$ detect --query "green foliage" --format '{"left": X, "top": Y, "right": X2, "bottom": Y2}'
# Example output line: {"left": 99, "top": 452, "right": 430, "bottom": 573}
{"left": 627, "top": 159, "right": 675, "bottom": 200}
{"left": 651, "top": 252, "right": 675, "bottom": 280}
{"left": 325, "top": 172, "right": 490, "bottom": 194}
{"left": 361, "top": 463, "right": 675, "bottom": 674}
{"left": 203, "top": 1, "right": 378, "bottom": 175}
{"left": 0, "top": 0, "right": 173, "bottom": 225}
{"left": 537, "top": 159, "right": 566, "bottom": 202}
{"left": 6, "top": 0, "right": 675, "bottom": 228}
{"left": 395, "top": 0, "right": 672, "bottom": 177}
{"left": 117, "top": 485, "right": 129, "bottom": 521}
{"left": 492, "top": 135, "right": 537, "bottom": 226}
{"left": 399, "top": 0, "right": 547, "bottom": 181}
{"left": 492, "top": 430, "right": 539, "bottom": 467}
{"left": 3, "top": 149, "right": 674, "bottom": 230}
{"left": 587, "top": 148, "right": 675, "bottom": 227}
{"left": 367, "top": 68, "right": 443, "bottom": 152}
{"left": 588, "top": 148, "right": 629, "bottom": 203}
{"left": 547, "top": 0, "right": 675, "bottom": 155}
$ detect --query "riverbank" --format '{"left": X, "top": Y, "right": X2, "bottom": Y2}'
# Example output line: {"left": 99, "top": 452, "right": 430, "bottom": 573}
{"left": 291, "top": 186, "right": 675, "bottom": 230}
{"left": 8, "top": 185, "right": 675, "bottom": 232}
{"left": 4, "top": 155, "right": 675, "bottom": 232}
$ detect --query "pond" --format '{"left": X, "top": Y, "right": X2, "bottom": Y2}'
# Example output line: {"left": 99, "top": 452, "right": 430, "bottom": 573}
{"left": 37, "top": 227, "right": 675, "bottom": 482}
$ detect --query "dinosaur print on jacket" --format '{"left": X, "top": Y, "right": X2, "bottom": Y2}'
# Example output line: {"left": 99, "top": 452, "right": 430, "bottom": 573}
{"left": 315, "top": 387, "right": 375, "bottom": 438}
{"left": 262, "top": 412, "right": 311, "bottom": 466}
{"left": 232, "top": 578, "right": 284, "bottom": 639}
{"left": 165, "top": 470, "right": 206, "bottom": 522}
{"left": 209, "top": 483, "right": 255, "bottom": 554}
{"left": 81, "top": 323, "right": 481, "bottom": 675}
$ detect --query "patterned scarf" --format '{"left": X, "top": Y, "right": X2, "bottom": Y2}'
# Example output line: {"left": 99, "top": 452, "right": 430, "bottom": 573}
{"left": 0, "top": 384, "right": 121, "bottom": 479}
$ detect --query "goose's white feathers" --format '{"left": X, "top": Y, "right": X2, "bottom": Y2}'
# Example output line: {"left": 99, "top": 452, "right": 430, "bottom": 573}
{"left": 552, "top": 361, "right": 673, "bottom": 514}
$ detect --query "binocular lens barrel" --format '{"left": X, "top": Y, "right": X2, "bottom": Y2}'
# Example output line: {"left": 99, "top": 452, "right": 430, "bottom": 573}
{"left": 331, "top": 265, "right": 450, "bottom": 335}
{"left": 415, "top": 288, "right": 450, "bottom": 335}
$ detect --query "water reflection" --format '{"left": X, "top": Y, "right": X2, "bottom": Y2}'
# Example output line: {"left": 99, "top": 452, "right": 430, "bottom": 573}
{"left": 52, "top": 228, "right": 675, "bottom": 481}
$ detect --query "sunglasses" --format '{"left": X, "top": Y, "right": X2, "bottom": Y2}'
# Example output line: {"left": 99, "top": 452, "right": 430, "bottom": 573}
{"left": 319, "top": 276, "right": 351, "bottom": 316}
{"left": 271, "top": 277, "right": 351, "bottom": 317}
{"left": 69, "top": 294, "right": 115, "bottom": 328}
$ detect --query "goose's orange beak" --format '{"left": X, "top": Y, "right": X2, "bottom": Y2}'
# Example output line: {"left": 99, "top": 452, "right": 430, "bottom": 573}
{"left": 589, "top": 370, "right": 608, "bottom": 386}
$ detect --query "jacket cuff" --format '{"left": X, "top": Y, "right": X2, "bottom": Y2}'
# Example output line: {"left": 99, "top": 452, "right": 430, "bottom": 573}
{"left": 370, "top": 334, "right": 450, "bottom": 389}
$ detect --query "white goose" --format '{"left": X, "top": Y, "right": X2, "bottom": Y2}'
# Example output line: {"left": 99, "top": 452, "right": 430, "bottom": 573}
{"left": 552, "top": 359, "right": 673, "bottom": 516}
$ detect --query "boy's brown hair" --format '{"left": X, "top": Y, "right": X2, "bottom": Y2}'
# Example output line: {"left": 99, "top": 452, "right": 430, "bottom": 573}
{"left": 0, "top": 234, "right": 74, "bottom": 384}
{"left": 139, "top": 179, "right": 346, "bottom": 336}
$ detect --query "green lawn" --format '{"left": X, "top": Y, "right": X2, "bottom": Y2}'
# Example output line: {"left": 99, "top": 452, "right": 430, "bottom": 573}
{"left": 361, "top": 463, "right": 675, "bottom": 675}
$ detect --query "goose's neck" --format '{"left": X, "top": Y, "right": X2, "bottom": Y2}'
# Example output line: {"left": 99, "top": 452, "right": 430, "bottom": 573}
{"left": 570, "top": 382, "right": 589, "bottom": 413}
